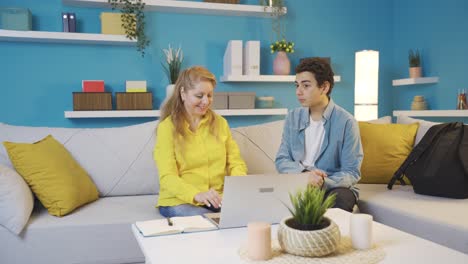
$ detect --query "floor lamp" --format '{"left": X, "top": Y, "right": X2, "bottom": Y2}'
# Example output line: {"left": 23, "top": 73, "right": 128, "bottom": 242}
{"left": 354, "top": 50, "right": 379, "bottom": 121}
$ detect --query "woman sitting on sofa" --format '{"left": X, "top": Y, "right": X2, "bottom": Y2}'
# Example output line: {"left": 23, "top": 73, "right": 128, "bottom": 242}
{"left": 155, "top": 66, "right": 247, "bottom": 217}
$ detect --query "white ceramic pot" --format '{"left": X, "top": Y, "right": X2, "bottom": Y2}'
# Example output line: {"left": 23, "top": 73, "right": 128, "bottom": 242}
{"left": 277, "top": 216, "right": 340, "bottom": 257}
{"left": 166, "top": 84, "right": 176, "bottom": 100}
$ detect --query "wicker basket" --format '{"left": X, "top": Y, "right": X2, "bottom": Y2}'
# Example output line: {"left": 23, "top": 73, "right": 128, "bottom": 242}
{"left": 203, "top": 0, "right": 240, "bottom": 4}
{"left": 277, "top": 217, "right": 341, "bottom": 257}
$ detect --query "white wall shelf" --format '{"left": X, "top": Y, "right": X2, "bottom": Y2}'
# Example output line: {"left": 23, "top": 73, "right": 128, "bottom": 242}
{"left": 220, "top": 75, "right": 341, "bottom": 83}
{"left": 63, "top": 0, "right": 286, "bottom": 17}
{"left": 393, "top": 110, "right": 468, "bottom": 117}
{"left": 0, "top": 29, "right": 135, "bottom": 45}
{"left": 64, "top": 108, "right": 288, "bottom": 118}
{"left": 392, "top": 77, "right": 439, "bottom": 86}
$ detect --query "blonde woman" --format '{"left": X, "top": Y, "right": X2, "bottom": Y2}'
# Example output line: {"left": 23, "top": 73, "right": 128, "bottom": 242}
{"left": 155, "top": 66, "right": 247, "bottom": 217}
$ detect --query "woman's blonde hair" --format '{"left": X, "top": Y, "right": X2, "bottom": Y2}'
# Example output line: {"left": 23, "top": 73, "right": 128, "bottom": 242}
{"left": 160, "top": 66, "right": 218, "bottom": 139}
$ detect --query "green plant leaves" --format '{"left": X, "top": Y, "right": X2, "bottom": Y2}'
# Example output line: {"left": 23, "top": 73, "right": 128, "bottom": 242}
{"left": 109, "top": 0, "right": 150, "bottom": 57}
{"left": 286, "top": 186, "right": 336, "bottom": 227}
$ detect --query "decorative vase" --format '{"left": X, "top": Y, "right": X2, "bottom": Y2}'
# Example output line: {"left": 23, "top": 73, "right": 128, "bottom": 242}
{"left": 273, "top": 51, "right": 291, "bottom": 75}
{"left": 409, "top": 67, "right": 422, "bottom": 78}
{"left": 411, "top": 95, "right": 428, "bottom": 110}
{"left": 166, "top": 84, "right": 175, "bottom": 100}
{"left": 277, "top": 216, "right": 341, "bottom": 257}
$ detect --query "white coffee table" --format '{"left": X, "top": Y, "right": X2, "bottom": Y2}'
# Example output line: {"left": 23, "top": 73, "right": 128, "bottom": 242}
{"left": 131, "top": 208, "right": 468, "bottom": 264}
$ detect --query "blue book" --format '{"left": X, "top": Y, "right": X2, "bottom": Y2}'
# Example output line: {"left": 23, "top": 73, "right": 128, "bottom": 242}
{"left": 62, "top": 12, "right": 69, "bottom": 32}
{"left": 68, "top": 12, "right": 76, "bottom": 32}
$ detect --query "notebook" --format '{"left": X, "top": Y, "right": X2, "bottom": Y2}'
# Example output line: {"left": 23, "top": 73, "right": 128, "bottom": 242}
{"left": 204, "top": 173, "right": 309, "bottom": 229}
{"left": 135, "top": 215, "right": 217, "bottom": 237}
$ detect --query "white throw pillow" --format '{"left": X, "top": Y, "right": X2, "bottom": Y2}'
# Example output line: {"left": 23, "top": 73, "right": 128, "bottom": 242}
{"left": 0, "top": 121, "right": 159, "bottom": 197}
{"left": 0, "top": 164, "right": 34, "bottom": 235}
{"left": 397, "top": 115, "right": 440, "bottom": 145}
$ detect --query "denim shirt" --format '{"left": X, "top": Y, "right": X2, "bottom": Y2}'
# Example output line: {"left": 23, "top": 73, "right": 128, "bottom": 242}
{"left": 275, "top": 99, "right": 363, "bottom": 197}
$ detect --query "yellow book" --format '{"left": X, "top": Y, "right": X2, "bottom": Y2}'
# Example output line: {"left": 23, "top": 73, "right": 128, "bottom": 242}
{"left": 100, "top": 12, "right": 135, "bottom": 35}
{"left": 126, "top": 88, "right": 147, "bottom": 93}
{"left": 135, "top": 215, "right": 218, "bottom": 237}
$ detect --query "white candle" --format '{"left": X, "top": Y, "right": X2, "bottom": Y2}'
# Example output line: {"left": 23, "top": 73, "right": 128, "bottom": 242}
{"left": 350, "top": 214, "right": 373, "bottom": 250}
{"left": 247, "top": 222, "right": 271, "bottom": 260}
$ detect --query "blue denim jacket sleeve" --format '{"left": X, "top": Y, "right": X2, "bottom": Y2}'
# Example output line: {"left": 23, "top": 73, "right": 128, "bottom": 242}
{"left": 275, "top": 112, "right": 304, "bottom": 173}
{"left": 324, "top": 119, "right": 363, "bottom": 189}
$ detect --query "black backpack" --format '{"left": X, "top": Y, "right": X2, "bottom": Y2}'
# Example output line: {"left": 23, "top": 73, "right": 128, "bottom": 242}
{"left": 388, "top": 122, "right": 468, "bottom": 199}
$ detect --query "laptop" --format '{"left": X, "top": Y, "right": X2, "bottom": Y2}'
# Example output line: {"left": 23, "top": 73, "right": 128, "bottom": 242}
{"left": 204, "top": 174, "right": 309, "bottom": 229}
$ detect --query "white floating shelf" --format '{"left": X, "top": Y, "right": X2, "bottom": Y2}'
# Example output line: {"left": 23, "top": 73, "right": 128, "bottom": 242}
{"left": 393, "top": 110, "right": 468, "bottom": 117}
{"left": 64, "top": 108, "right": 288, "bottom": 118}
{"left": 392, "top": 77, "right": 439, "bottom": 86}
{"left": 221, "top": 75, "right": 341, "bottom": 83}
{"left": 63, "top": 0, "right": 286, "bottom": 17}
{"left": 0, "top": 29, "right": 135, "bottom": 45}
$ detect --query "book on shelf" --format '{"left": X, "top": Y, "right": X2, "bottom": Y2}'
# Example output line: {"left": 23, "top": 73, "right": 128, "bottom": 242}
{"left": 243, "top": 40, "right": 260, "bottom": 75}
{"left": 135, "top": 215, "right": 218, "bottom": 237}
{"left": 223, "top": 40, "right": 243, "bottom": 76}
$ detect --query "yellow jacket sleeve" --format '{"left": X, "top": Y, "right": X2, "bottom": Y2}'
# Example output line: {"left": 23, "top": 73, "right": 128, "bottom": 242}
{"left": 222, "top": 118, "right": 248, "bottom": 176}
{"left": 154, "top": 120, "right": 200, "bottom": 204}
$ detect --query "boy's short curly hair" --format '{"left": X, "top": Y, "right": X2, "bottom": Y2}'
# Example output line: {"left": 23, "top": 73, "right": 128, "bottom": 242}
{"left": 295, "top": 58, "right": 334, "bottom": 96}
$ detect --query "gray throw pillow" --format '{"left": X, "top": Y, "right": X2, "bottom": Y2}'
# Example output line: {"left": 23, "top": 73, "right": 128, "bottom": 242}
{"left": 0, "top": 164, "right": 34, "bottom": 235}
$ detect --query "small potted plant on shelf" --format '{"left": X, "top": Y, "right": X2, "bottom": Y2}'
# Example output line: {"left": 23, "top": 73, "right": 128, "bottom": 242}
{"left": 260, "top": 0, "right": 294, "bottom": 75}
{"left": 161, "top": 44, "right": 184, "bottom": 100}
{"left": 408, "top": 49, "right": 421, "bottom": 78}
{"left": 109, "top": 0, "right": 150, "bottom": 57}
{"left": 278, "top": 185, "right": 340, "bottom": 257}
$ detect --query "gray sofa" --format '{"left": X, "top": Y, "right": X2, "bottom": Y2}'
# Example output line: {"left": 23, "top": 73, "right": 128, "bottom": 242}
{"left": 0, "top": 118, "right": 467, "bottom": 264}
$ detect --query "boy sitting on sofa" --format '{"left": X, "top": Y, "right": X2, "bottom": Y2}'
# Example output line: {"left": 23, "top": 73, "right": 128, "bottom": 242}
{"left": 275, "top": 58, "right": 363, "bottom": 212}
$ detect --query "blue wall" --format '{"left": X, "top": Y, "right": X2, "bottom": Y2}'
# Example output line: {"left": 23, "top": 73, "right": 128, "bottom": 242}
{"left": 0, "top": 0, "right": 393, "bottom": 128}
{"left": 392, "top": 0, "right": 468, "bottom": 118}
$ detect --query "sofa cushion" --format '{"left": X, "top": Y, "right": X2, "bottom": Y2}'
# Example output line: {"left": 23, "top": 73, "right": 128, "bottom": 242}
{"left": 231, "top": 120, "right": 284, "bottom": 174}
{"left": 0, "top": 121, "right": 159, "bottom": 197}
{"left": 396, "top": 115, "right": 440, "bottom": 146}
{"left": 0, "top": 195, "right": 162, "bottom": 264}
{"left": 4, "top": 135, "right": 99, "bottom": 217}
{"left": 358, "top": 122, "right": 419, "bottom": 184}
{"left": 358, "top": 184, "right": 468, "bottom": 254}
{"left": 0, "top": 164, "right": 34, "bottom": 235}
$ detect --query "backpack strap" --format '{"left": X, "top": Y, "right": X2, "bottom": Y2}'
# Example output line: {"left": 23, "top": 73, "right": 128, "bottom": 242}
{"left": 388, "top": 122, "right": 452, "bottom": 189}
{"left": 458, "top": 123, "right": 468, "bottom": 176}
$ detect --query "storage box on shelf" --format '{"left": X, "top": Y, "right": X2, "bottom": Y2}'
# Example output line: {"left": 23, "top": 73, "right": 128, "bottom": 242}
{"left": 73, "top": 92, "right": 112, "bottom": 111}
{"left": 116, "top": 92, "right": 153, "bottom": 110}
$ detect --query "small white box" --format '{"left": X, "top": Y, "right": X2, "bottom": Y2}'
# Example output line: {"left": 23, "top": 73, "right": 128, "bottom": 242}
{"left": 243, "top": 41, "right": 260, "bottom": 75}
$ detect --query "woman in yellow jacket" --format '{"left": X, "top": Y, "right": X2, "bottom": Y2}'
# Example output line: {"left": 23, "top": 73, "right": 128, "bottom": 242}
{"left": 155, "top": 66, "right": 247, "bottom": 217}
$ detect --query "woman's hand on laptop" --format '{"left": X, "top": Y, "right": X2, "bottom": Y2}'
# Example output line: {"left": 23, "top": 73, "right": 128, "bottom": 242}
{"left": 194, "top": 188, "right": 222, "bottom": 209}
{"left": 304, "top": 169, "right": 327, "bottom": 187}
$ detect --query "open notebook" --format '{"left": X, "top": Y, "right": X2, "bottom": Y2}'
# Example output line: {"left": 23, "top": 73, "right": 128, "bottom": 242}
{"left": 135, "top": 215, "right": 218, "bottom": 237}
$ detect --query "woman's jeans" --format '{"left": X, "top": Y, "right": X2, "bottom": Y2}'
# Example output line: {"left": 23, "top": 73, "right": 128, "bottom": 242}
{"left": 159, "top": 204, "right": 214, "bottom": 218}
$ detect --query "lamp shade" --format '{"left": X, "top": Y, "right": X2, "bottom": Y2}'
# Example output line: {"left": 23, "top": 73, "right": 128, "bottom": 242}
{"left": 354, "top": 50, "right": 379, "bottom": 121}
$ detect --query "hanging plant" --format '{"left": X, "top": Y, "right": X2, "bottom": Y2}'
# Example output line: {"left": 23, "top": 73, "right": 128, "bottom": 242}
{"left": 259, "top": 1, "right": 293, "bottom": 53}
{"left": 109, "top": 0, "right": 150, "bottom": 57}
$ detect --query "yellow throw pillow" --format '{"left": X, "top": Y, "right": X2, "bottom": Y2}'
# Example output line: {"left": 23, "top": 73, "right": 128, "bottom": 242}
{"left": 359, "top": 122, "right": 419, "bottom": 184}
{"left": 3, "top": 135, "right": 99, "bottom": 217}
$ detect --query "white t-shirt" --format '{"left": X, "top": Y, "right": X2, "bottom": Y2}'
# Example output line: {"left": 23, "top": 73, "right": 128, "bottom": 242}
{"left": 301, "top": 117, "right": 325, "bottom": 168}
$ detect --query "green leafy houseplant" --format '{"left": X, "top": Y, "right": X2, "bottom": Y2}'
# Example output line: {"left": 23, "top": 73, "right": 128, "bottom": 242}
{"left": 109, "top": 0, "right": 150, "bottom": 57}
{"left": 161, "top": 44, "right": 183, "bottom": 84}
{"left": 259, "top": 0, "right": 294, "bottom": 54}
{"left": 408, "top": 49, "right": 421, "bottom": 67}
{"left": 285, "top": 185, "right": 336, "bottom": 230}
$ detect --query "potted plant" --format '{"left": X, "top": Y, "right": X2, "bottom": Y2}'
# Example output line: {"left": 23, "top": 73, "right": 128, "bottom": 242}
{"left": 161, "top": 44, "right": 184, "bottom": 100}
{"left": 278, "top": 185, "right": 340, "bottom": 257}
{"left": 109, "top": 0, "right": 150, "bottom": 57}
{"left": 408, "top": 49, "right": 421, "bottom": 78}
{"left": 259, "top": 0, "right": 294, "bottom": 75}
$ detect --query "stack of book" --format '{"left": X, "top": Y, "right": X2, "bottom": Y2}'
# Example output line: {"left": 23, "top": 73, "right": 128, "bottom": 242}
{"left": 116, "top": 80, "right": 152, "bottom": 110}
{"left": 73, "top": 80, "right": 111, "bottom": 111}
